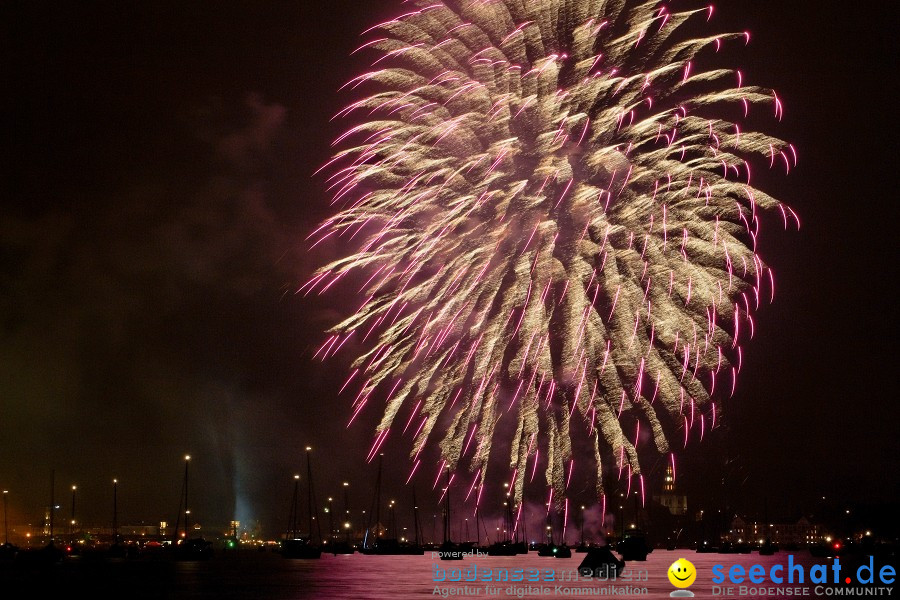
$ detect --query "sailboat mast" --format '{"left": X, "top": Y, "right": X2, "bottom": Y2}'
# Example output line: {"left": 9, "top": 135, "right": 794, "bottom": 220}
{"left": 580, "top": 505, "right": 585, "bottom": 546}
{"left": 412, "top": 488, "right": 421, "bottom": 546}
{"left": 49, "top": 470, "right": 55, "bottom": 544}
{"left": 546, "top": 507, "right": 553, "bottom": 545}
{"left": 183, "top": 455, "right": 190, "bottom": 539}
{"left": 375, "top": 455, "right": 382, "bottom": 541}
{"left": 328, "top": 497, "right": 334, "bottom": 544}
{"left": 289, "top": 475, "right": 299, "bottom": 538}
{"left": 502, "top": 499, "right": 507, "bottom": 541}
{"left": 305, "top": 447, "right": 322, "bottom": 543}
{"left": 343, "top": 482, "right": 350, "bottom": 543}
{"left": 443, "top": 468, "right": 451, "bottom": 543}
{"left": 522, "top": 507, "right": 528, "bottom": 546}
{"left": 633, "top": 490, "right": 640, "bottom": 531}
{"left": 476, "top": 510, "right": 481, "bottom": 546}
{"left": 113, "top": 478, "right": 118, "bottom": 544}
{"left": 307, "top": 454, "right": 313, "bottom": 539}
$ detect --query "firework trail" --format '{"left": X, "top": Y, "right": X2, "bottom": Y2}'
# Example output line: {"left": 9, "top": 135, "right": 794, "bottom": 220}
{"left": 306, "top": 0, "right": 797, "bottom": 509}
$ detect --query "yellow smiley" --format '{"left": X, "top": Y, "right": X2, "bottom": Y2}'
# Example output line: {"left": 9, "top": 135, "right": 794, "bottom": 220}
{"left": 668, "top": 558, "right": 697, "bottom": 588}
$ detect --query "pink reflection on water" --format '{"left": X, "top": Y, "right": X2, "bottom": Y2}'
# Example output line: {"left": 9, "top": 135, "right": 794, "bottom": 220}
{"left": 282, "top": 551, "right": 820, "bottom": 600}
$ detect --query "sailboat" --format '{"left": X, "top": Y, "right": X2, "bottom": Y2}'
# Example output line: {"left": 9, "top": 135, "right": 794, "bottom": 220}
{"left": 576, "top": 505, "right": 590, "bottom": 552}
{"left": 406, "top": 489, "right": 426, "bottom": 555}
{"left": 360, "top": 454, "right": 397, "bottom": 554}
{"left": 537, "top": 507, "right": 570, "bottom": 557}
{"left": 615, "top": 527, "right": 651, "bottom": 560}
{"left": 538, "top": 508, "right": 555, "bottom": 557}
{"left": 281, "top": 448, "right": 322, "bottom": 559}
{"left": 439, "top": 469, "right": 463, "bottom": 560}
{"left": 488, "top": 496, "right": 527, "bottom": 555}
{"left": 361, "top": 456, "right": 424, "bottom": 555}
{"left": 515, "top": 510, "right": 529, "bottom": 554}
{"left": 329, "top": 484, "right": 355, "bottom": 555}
{"left": 172, "top": 456, "right": 213, "bottom": 560}
{"left": 614, "top": 493, "right": 651, "bottom": 561}
{"left": 36, "top": 471, "right": 65, "bottom": 564}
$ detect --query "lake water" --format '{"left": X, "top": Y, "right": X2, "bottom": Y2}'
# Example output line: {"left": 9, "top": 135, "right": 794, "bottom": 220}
{"left": 2, "top": 549, "right": 893, "bottom": 599}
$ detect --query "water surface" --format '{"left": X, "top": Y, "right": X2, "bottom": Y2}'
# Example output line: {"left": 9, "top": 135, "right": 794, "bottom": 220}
{"left": 5, "top": 548, "right": 884, "bottom": 599}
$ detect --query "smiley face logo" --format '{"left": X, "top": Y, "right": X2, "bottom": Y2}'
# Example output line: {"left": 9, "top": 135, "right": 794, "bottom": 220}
{"left": 668, "top": 558, "right": 697, "bottom": 589}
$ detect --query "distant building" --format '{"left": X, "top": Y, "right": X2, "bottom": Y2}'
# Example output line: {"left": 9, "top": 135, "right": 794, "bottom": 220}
{"left": 654, "top": 464, "right": 688, "bottom": 516}
{"left": 81, "top": 523, "right": 167, "bottom": 539}
{"left": 727, "top": 516, "right": 828, "bottom": 546}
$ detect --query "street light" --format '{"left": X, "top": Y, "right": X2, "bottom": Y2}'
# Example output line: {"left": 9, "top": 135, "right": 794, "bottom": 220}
{"left": 304, "top": 447, "right": 316, "bottom": 542}
{"left": 2, "top": 490, "right": 8, "bottom": 546}
{"left": 342, "top": 482, "right": 351, "bottom": 542}
{"left": 327, "top": 498, "right": 334, "bottom": 542}
{"left": 183, "top": 455, "right": 191, "bottom": 540}
{"left": 112, "top": 479, "right": 119, "bottom": 544}
{"left": 70, "top": 485, "right": 77, "bottom": 536}
{"left": 49, "top": 470, "right": 56, "bottom": 544}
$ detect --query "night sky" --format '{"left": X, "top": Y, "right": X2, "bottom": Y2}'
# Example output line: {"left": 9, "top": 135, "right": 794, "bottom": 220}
{"left": 2, "top": 1, "right": 897, "bottom": 538}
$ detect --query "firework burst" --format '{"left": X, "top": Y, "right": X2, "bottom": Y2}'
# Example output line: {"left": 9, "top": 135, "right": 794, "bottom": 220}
{"left": 306, "top": 0, "right": 797, "bottom": 509}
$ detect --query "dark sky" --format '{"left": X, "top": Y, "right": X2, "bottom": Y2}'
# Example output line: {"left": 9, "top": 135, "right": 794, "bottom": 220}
{"left": 1, "top": 1, "right": 897, "bottom": 538}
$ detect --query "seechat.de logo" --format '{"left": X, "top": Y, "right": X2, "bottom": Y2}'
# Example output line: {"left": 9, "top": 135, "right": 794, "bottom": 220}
{"left": 668, "top": 558, "right": 697, "bottom": 597}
